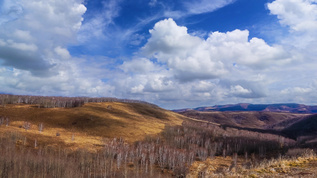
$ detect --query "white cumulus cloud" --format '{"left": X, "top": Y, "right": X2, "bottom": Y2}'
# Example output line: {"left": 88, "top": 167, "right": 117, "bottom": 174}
{"left": 142, "top": 18, "right": 291, "bottom": 82}
{"left": 0, "top": 0, "right": 116, "bottom": 97}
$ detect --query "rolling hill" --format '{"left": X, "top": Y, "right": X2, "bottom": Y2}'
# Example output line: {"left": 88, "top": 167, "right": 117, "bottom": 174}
{"left": 176, "top": 110, "right": 307, "bottom": 129}
{"left": 176, "top": 105, "right": 317, "bottom": 146}
{"left": 0, "top": 102, "right": 188, "bottom": 150}
{"left": 175, "top": 103, "right": 317, "bottom": 113}
{"left": 2, "top": 98, "right": 317, "bottom": 177}
{"left": 281, "top": 114, "right": 317, "bottom": 139}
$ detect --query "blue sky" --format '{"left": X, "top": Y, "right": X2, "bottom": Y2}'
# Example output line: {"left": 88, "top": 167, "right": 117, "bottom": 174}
{"left": 0, "top": 0, "right": 317, "bottom": 109}
{"left": 71, "top": 0, "right": 278, "bottom": 57}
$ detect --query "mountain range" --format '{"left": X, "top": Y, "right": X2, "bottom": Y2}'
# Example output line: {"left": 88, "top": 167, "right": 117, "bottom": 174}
{"left": 174, "top": 103, "right": 317, "bottom": 113}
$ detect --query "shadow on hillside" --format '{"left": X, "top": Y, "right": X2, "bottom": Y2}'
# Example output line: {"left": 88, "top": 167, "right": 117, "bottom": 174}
{"left": 221, "top": 124, "right": 293, "bottom": 139}
{"left": 85, "top": 105, "right": 141, "bottom": 121}
{"left": 222, "top": 114, "right": 317, "bottom": 141}
{"left": 281, "top": 114, "right": 317, "bottom": 140}
{"left": 128, "top": 103, "right": 169, "bottom": 121}
{"left": 70, "top": 113, "right": 126, "bottom": 129}
{"left": 86, "top": 103, "right": 169, "bottom": 121}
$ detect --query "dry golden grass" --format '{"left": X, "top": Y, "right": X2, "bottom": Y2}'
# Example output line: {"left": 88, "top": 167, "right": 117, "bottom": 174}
{"left": 187, "top": 150, "right": 317, "bottom": 178}
{"left": 0, "top": 102, "right": 186, "bottom": 151}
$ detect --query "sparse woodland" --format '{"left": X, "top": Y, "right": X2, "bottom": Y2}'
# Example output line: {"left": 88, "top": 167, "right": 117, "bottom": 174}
{"left": 0, "top": 95, "right": 316, "bottom": 177}
{"left": 0, "top": 94, "right": 155, "bottom": 108}
{"left": 1, "top": 117, "right": 314, "bottom": 177}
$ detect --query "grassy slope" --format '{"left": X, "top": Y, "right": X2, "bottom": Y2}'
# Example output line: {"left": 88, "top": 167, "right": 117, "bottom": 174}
{"left": 0, "top": 102, "right": 186, "bottom": 150}
{"left": 187, "top": 150, "right": 317, "bottom": 178}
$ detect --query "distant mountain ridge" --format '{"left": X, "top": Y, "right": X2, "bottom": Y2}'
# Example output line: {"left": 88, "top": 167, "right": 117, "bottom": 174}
{"left": 175, "top": 103, "right": 317, "bottom": 114}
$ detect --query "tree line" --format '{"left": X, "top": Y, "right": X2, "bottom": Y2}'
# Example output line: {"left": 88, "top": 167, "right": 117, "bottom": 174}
{"left": 0, "top": 94, "right": 156, "bottom": 108}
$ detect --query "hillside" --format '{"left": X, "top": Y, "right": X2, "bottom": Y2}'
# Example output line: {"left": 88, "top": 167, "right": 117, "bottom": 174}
{"left": 0, "top": 102, "right": 187, "bottom": 150}
{"left": 175, "top": 103, "right": 317, "bottom": 113}
{"left": 2, "top": 101, "right": 317, "bottom": 177}
{"left": 176, "top": 107, "right": 317, "bottom": 147}
{"left": 282, "top": 114, "right": 317, "bottom": 140}
{"left": 176, "top": 110, "right": 307, "bottom": 129}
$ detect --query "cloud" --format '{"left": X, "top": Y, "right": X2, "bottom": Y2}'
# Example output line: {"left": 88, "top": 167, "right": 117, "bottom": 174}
{"left": 117, "top": 18, "right": 286, "bottom": 107}
{"left": 160, "top": 0, "right": 236, "bottom": 19}
{"left": 54, "top": 46, "right": 71, "bottom": 59}
{"left": 120, "top": 58, "right": 159, "bottom": 74}
{"left": 1, "top": 0, "right": 317, "bottom": 109}
{"left": 0, "top": 46, "right": 53, "bottom": 76}
{"left": 142, "top": 18, "right": 226, "bottom": 82}
{"left": 191, "top": 81, "right": 215, "bottom": 93}
{"left": 13, "top": 30, "right": 33, "bottom": 41}
{"left": 142, "top": 18, "right": 291, "bottom": 82}
{"left": 220, "top": 79, "right": 267, "bottom": 99}
{"left": 0, "top": 0, "right": 116, "bottom": 97}
{"left": 268, "top": 0, "right": 317, "bottom": 33}
{"left": 0, "top": 0, "right": 86, "bottom": 76}
{"left": 149, "top": 0, "right": 157, "bottom": 7}
{"left": 184, "top": 0, "right": 236, "bottom": 15}
{"left": 281, "top": 87, "right": 313, "bottom": 94}
{"left": 116, "top": 17, "right": 312, "bottom": 107}
{"left": 268, "top": 0, "right": 317, "bottom": 52}
{"left": 0, "top": 0, "right": 23, "bottom": 25}
{"left": 278, "top": 85, "right": 317, "bottom": 104}
{"left": 0, "top": 63, "right": 114, "bottom": 97}
{"left": 78, "top": 0, "right": 122, "bottom": 42}
{"left": 230, "top": 85, "right": 252, "bottom": 95}
{"left": 143, "top": 75, "right": 175, "bottom": 93}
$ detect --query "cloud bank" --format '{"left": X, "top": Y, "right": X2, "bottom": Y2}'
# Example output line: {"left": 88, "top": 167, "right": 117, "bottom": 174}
{"left": 0, "top": 0, "right": 113, "bottom": 97}
{"left": 0, "top": 0, "right": 317, "bottom": 109}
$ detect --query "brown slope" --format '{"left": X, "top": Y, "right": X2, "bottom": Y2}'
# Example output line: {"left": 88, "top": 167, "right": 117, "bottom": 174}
{"left": 177, "top": 110, "right": 308, "bottom": 129}
{"left": 282, "top": 114, "right": 317, "bottom": 139}
{"left": 0, "top": 102, "right": 187, "bottom": 150}
{"left": 188, "top": 103, "right": 317, "bottom": 113}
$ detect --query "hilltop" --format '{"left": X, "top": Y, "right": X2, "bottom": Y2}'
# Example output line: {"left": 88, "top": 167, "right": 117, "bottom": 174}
{"left": 0, "top": 101, "right": 187, "bottom": 150}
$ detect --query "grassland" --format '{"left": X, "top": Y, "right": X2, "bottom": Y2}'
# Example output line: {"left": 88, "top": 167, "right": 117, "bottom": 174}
{"left": 0, "top": 102, "right": 186, "bottom": 151}
{"left": 187, "top": 148, "right": 317, "bottom": 177}
{"left": 1, "top": 100, "right": 317, "bottom": 177}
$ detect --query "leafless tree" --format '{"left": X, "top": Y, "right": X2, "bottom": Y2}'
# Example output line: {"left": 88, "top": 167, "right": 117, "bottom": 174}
{"left": 0, "top": 117, "right": 3, "bottom": 126}
{"left": 38, "top": 123, "right": 44, "bottom": 133}
{"left": 5, "top": 117, "right": 9, "bottom": 126}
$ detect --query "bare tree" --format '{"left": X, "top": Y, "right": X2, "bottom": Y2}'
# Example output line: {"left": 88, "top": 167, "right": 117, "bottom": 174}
{"left": 5, "top": 117, "right": 9, "bottom": 127}
{"left": 39, "top": 123, "right": 44, "bottom": 133}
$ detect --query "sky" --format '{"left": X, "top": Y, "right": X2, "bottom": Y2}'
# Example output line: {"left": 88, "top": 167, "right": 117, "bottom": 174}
{"left": 0, "top": 0, "right": 317, "bottom": 109}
